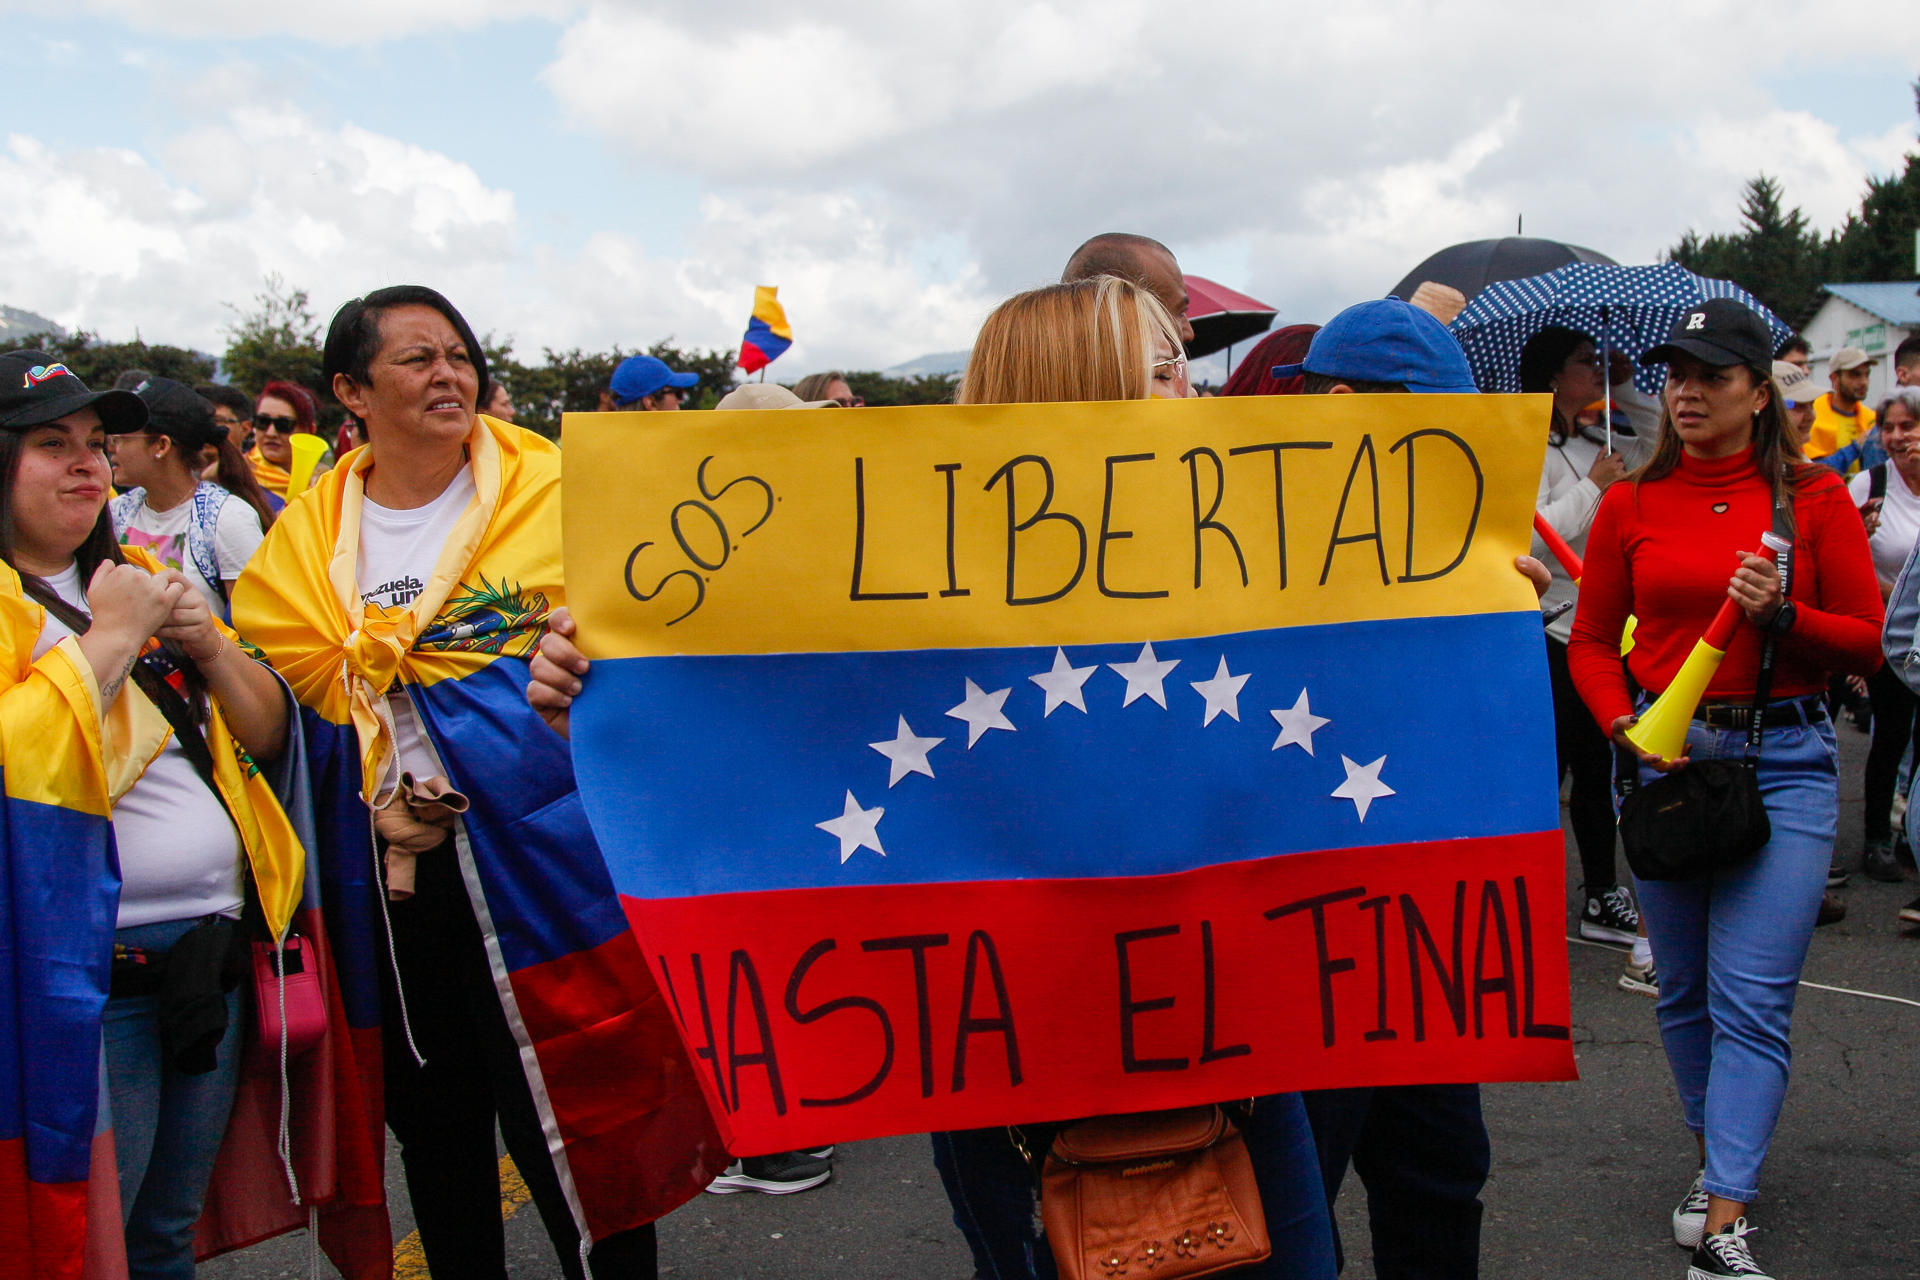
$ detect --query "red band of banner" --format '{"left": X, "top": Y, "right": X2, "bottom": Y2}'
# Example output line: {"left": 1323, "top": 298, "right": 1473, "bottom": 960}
{"left": 627, "top": 830, "right": 1575, "bottom": 1155}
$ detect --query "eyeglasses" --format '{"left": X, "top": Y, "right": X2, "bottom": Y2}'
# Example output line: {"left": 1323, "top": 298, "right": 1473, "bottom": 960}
{"left": 1152, "top": 354, "right": 1189, "bottom": 379}
{"left": 253, "top": 413, "right": 299, "bottom": 433}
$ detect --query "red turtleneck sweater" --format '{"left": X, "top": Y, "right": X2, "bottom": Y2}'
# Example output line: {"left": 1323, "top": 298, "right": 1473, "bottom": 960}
{"left": 1568, "top": 448, "right": 1884, "bottom": 733}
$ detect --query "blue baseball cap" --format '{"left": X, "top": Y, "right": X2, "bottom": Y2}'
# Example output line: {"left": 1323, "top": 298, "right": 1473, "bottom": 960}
{"left": 1271, "top": 298, "right": 1479, "bottom": 394}
{"left": 609, "top": 355, "right": 698, "bottom": 405}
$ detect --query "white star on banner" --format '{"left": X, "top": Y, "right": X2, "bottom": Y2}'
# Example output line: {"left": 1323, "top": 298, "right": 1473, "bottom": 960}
{"left": 1030, "top": 647, "right": 1097, "bottom": 716}
{"left": 1189, "top": 656, "right": 1250, "bottom": 726}
{"left": 869, "top": 716, "right": 945, "bottom": 786}
{"left": 1109, "top": 642, "right": 1180, "bottom": 709}
{"left": 817, "top": 791, "right": 886, "bottom": 863}
{"left": 946, "top": 678, "right": 1016, "bottom": 747}
{"left": 1269, "top": 690, "right": 1331, "bottom": 755}
{"left": 1331, "top": 755, "right": 1394, "bottom": 822}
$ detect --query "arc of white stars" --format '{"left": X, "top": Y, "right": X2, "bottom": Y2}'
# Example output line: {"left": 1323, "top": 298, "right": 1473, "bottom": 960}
{"left": 1030, "top": 647, "right": 1097, "bottom": 716}
{"left": 817, "top": 791, "right": 885, "bottom": 863}
{"left": 946, "top": 678, "right": 1015, "bottom": 747}
{"left": 1332, "top": 755, "right": 1394, "bottom": 822}
{"left": 869, "top": 716, "right": 945, "bottom": 786}
{"left": 1189, "top": 656, "right": 1250, "bottom": 726}
{"left": 1269, "top": 689, "right": 1331, "bottom": 755}
{"left": 1108, "top": 642, "right": 1180, "bottom": 709}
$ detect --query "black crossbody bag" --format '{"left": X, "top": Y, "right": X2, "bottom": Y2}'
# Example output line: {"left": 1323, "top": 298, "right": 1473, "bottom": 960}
{"left": 1614, "top": 502, "right": 1792, "bottom": 881}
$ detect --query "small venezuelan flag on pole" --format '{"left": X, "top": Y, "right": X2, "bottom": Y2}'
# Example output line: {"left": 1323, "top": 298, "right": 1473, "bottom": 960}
{"left": 737, "top": 285, "right": 793, "bottom": 374}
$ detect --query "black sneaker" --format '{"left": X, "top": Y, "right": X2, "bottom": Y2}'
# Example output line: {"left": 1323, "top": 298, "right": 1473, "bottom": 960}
{"left": 1863, "top": 835, "right": 1903, "bottom": 883}
{"left": 704, "top": 1151, "right": 833, "bottom": 1195}
{"left": 1688, "top": 1218, "right": 1773, "bottom": 1278}
{"left": 1898, "top": 894, "right": 1920, "bottom": 926}
{"left": 1827, "top": 855, "right": 1850, "bottom": 889}
{"left": 803, "top": 1145, "right": 835, "bottom": 1159}
{"left": 1579, "top": 885, "right": 1640, "bottom": 945}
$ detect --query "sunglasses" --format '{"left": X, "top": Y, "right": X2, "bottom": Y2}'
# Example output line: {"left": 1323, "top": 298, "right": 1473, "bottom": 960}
{"left": 253, "top": 413, "right": 299, "bottom": 433}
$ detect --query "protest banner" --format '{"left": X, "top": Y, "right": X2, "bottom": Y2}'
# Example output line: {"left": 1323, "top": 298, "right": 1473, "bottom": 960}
{"left": 562, "top": 393, "right": 1573, "bottom": 1156}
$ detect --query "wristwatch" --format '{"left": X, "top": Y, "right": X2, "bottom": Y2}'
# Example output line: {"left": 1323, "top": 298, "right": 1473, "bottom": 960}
{"left": 1766, "top": 600, "right": 1797, "bottom": 636}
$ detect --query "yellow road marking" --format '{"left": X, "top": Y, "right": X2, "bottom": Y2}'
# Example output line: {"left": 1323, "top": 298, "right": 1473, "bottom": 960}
{"left": 392, "top": 1155, "right": 534, "bottom": 1277}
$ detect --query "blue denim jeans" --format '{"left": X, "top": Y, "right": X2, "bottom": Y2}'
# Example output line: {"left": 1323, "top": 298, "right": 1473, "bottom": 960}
{"left": 1630, "top": 710, "right": 1837, "bottom": 1204}
{"left": 931, "top": 1093, "right": 1337, "bottom": 1280}
{"left": 102, "top": 917, "right": 245, "bottom": 1280}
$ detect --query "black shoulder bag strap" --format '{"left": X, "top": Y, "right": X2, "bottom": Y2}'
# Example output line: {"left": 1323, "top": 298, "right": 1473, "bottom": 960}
{"left": 1740, "top": 489, "right": 1795, "bottom": 769}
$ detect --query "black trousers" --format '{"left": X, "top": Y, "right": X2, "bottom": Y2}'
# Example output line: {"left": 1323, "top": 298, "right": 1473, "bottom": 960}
{"left": 1302, "top": 1084, "right": 1489, "bottom": 1280}
{"left": 1864, "top": 661, "right": 1918, "bottom": 840}
{"left": 380, "top": 841, "right": 656, "bottom": 1280}
{"left": 1546, "top": 636, "right": 1620, "bottom": 892}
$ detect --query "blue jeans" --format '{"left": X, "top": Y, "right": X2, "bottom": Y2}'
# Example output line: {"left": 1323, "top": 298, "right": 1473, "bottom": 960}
{"left": 102, "top": 917, "right": 245, "bottom": 1280}
{"left": 1630, "top": 710, "right": 1837, "bottom": 1204}
{"left": 931, "top": 1093, "right": 1337, "bottom": 1280}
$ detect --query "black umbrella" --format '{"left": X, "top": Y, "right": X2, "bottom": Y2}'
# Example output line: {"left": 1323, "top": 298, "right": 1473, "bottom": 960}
{"left": 1388, "top": 237, "right": 1617, "bottom": 306}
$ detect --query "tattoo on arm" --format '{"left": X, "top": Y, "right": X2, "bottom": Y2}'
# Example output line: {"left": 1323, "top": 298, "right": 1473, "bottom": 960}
{"left": 100, "top": 654, "right": 137, "bottom": 706}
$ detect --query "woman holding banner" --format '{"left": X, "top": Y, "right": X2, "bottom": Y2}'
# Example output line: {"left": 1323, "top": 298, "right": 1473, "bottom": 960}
{"left": 529, "top": 275, "right": 1339, "bottom": 1279}
{"left": 1569, "top": 299, "right": 1881, "bottom": 1280}
{"left": 231, "top": 287, "right": 723, "bottom": 1280}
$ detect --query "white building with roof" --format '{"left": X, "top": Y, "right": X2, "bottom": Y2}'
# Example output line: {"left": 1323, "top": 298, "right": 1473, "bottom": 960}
{"left": 1800, "top": 282, "right": 1920, "bottom": 405}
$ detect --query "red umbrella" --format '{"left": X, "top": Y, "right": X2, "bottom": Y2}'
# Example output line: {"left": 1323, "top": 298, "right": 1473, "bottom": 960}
{"left": 1184, "top": 275, "right": 1278, "bottom": 359}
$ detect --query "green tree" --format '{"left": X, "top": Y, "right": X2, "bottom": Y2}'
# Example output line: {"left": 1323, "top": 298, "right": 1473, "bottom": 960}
{"left": 493, "top": 339, "right": 741, "bottom": 438}
{"left": 834, "top": 370, "right": 958, "bottom": 406}
{"left": 12, "top": 329, "right": 216, "bottom": 389}
{"left": 1669, "top": 175, "right": 1829, "bottom": 326}
{"left": 221, "top": 274, "right": 333, "bottom": 423}
{"left": 1827, "top": 81, "right": 1920, "bottom": 283}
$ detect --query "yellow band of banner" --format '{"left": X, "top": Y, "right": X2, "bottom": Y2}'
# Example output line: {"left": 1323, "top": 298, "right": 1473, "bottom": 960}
{"left": 562, "top": 393, "right": 1550, "bottom": 659}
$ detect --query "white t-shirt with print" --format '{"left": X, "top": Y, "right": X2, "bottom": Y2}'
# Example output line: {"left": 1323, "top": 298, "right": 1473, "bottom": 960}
{"left": 120, "top": 490, "right": 266, "bottom": 614}
{"left": 356, "top": 466, "right": 476, "bottom": 782}
{"left": 33, "top": 564, "right": 244, "bottom": 928}
{"left": 1849, "top": 464, "right": 1920, "bottom": 588}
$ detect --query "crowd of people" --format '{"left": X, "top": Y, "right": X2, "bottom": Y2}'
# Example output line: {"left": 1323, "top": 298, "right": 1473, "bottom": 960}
{"left": 5, "top": 229, "right": 1916, "bottom": 1280}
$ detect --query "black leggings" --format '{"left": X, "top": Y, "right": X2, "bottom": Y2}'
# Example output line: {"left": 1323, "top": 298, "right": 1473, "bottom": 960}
{"left": 380, "top": 842, "right": 656, "bottom": 1280}
{"left": 1547, "top": 636, "right": 1620, "bottom": 892}
{"left": 1864, "top": 662, "right": 1918, "bottom": 840}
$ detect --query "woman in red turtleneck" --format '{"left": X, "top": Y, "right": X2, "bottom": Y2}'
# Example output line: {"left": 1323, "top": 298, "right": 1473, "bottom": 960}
{"left": 1569, "top": 299, "right": 1881, "bottom": 1280}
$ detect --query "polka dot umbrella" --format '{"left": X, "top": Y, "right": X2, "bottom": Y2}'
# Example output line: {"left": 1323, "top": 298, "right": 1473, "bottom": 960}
{"left": 1449, "top": 261, "right": 1793, "bottom": 398}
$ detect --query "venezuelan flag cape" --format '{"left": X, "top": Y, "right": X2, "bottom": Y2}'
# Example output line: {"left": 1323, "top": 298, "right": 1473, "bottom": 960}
{"left": 0, "top": 548, "right": 353, "bottom": 1279}
{"left": 246, "top": 446, "right": 292, "bottom": 501}
{"left": 230, "top": 417, "right": 728, "bottom": 1247}
{"left": 563, "top": 393, "right": 1579, "bottom": 1156}
{"left": 736, "top": 286, "right": 792, "bottom": 374}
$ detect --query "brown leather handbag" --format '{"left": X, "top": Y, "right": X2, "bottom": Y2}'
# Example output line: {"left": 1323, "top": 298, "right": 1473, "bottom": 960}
{"left": 1040, "top": 1105, "right": 1270, "bottom": 1280}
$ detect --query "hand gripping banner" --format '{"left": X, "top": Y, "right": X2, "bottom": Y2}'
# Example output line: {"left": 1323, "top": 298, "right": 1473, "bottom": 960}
{"left": 562, "top": 393, "right": 1574, "bottom": 1156}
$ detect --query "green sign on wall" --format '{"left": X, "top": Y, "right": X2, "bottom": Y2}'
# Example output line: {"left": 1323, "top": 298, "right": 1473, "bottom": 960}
{"left": 1847, "top": 322, "right": 1888, "bottom": 354}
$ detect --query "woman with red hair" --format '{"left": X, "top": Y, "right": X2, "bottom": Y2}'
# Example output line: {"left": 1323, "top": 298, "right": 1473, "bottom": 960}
{"left": 249, "top": 380, "right": 330, "bottom": 501}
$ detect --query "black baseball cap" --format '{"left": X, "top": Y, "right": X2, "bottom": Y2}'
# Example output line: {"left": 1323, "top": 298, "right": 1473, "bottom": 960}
{"left": 0, "top": 350, "right": 148, "bottom": 434}
{"left": 1640, "top": 298, "right": 1773, "bottom": 370}
{"left": 131, "top": 377, "right": 226, "bottom": 449}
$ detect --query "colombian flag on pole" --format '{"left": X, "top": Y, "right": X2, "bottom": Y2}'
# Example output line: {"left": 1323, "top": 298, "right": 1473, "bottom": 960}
{"left": 562, "top": 393, "right": 1577, "bottom": 1157}
{"left": 737, "top": 286, "right": 792, "bottom": 374}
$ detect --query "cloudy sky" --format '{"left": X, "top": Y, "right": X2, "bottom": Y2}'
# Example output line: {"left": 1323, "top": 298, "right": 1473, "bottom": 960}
{"left": 5, "top": 1, "right": 1918, "bottom": 378}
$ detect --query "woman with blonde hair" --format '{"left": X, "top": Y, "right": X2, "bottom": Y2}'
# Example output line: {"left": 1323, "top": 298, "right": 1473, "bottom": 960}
{"left": 529, "top": 275, "right": 1329, "bottom": 1278}
{"left": 959, "top": 274, "right": 1191, "bottom": 405}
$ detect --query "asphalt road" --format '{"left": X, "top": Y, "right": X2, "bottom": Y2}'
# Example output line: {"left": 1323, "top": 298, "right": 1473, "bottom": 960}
{"left": 206, "top": 723, "right": 1920, "bottom": 1279}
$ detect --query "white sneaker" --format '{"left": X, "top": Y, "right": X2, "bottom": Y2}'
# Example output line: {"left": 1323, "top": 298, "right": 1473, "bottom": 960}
{"left": 1672, "top": 1169, "right": 1708, "bottom": 1249}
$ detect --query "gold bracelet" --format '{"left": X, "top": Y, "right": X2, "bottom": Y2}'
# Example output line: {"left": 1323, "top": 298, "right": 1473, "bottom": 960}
{"left": 191, "top": 632, "right": 228, "bottom": 666}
